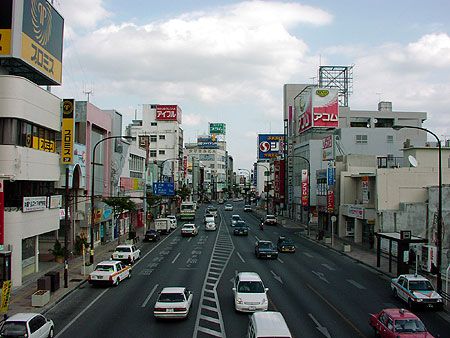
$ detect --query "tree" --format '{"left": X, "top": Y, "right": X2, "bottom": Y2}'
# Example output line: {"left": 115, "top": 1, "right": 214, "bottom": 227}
{"left": 103, "top": 196, "right": 136, "bottom": 243}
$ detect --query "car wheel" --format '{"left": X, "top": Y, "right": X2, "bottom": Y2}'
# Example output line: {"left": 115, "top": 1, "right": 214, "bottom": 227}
{"left": 48, "top": 327, "right": 54, "bottom": 338}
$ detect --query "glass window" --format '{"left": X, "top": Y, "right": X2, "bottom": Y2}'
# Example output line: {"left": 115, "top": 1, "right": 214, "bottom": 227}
{"left": 387, "top": 135, "right": 394, "bottom": 143}
{"left": 159, "top": 150, "right": 165, "bottom": 155}
{"left": 159, "top": 135, "right": 165, "bottom": 140}
{"left": 0, "top": 118, "right": 18, "bottom": 145}
{"left": 355, "top": 135, "right": 368, "bottom": 144}
{"left": 150, "top": 150, "right": 157, "bottom": 157}
{"left": 150, "top": 135, "right": 157, "bottom": 142}
{"left": 0, "top": 322, "right": 28, "bottom": 336}
{"left": 151, "top": 122, "right": 157, "bottom": 126}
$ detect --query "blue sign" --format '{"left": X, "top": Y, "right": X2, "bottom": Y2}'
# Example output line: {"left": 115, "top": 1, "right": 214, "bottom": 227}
{"left": 153, "top": 182, "right": 175, "bottom": 196}
{"left": 258, "top": 134, "right": 284, "bottom": 159}
{"left": 327, "top": 167, "right": 335, "bottom": 186}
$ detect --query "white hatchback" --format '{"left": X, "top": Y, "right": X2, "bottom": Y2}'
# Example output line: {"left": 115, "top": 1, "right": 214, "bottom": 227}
{"left": 0, "top": 313, "right": 54, "bottom": 338}
{"left": 233, "top": 272, "right": 268, "bottom": 312}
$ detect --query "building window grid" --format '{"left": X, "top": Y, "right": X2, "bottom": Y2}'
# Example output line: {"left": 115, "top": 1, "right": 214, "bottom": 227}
{"left": 159, "top": 135, "right": 165, "bottom": 140}
{"left": 386, "top": 135, "right": 394, "bottom": 143}
{"left": 355, "top": 134, "right": 368, "bottom": 144}
{"left": 150, "top": 135, "right": 157, "bottom": 142}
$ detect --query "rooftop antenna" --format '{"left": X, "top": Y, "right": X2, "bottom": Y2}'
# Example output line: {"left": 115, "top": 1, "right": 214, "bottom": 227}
{"left": 83, "top": 83, "right": 93, "bottom": 102}
{"left": 134, "top": 109, "right": 137, "bottom": 120}
{"left": 376, "top": 92, "right": 382, "bottom": 103}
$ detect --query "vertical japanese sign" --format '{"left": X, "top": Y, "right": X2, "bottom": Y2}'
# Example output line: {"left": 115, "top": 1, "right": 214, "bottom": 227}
{"left": 362, "top": 176, "right": 369, "bottom": 204}
{"left": 0, "top": 180, "right": 4, "bottom": 245}
{"left": 301, "top": 169, "right": 309, "bottom": 207}
{"left": 183, "top": 156, "right": 188, "bottom": 179}
{"left": 0, "top": 280, "right": 11, "bottom": 313}
{"left": 61, "top": 99, "right": 74, "bottom": 164}
{"left": 327, "top": 190, "right": 334, "bottom": 213}
{"left": 322, "top": 135, "right": 334, "bottom": 161}
{"left": 327, "top": 161, "right": 335, "bottom": 186}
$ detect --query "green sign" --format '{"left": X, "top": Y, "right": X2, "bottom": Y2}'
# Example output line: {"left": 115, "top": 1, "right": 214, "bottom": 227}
{"left": 209, "top": 123, "right": 226, "bottom": 135}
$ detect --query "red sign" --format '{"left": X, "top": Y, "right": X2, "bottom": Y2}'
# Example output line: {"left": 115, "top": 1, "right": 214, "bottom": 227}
{"left": 327, "top": 190, "right": 334, "bottom": 213}
{"left": 274, "top": 160, "right": 285, "bottom": 200}
{"left": 301, "top": 169, "right": 308, "bottom": 206}
{"left": 298, "top": 96, "right": 313, "bottom": 133}
{"left": 156, "top": 105, "right": 182, "bottom": 123}
{"left": 183, "top": 156, "right": 188, "bottom": 178}
{"left": 0, "top": 180, "right": 4, "bottom": 245}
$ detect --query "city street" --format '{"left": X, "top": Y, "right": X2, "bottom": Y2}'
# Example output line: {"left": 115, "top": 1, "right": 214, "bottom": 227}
{"left": 45, "top": 202, "right": 450, "bottom": 338}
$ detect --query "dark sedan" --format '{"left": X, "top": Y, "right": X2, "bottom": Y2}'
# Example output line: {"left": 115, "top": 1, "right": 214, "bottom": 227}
{"left": 144, "top": 229, "right": 160, "bottom": 242}
{"left": 277, "top": 236, "right": 296, "bottom": 253}
{"left": 255, "top": 240, "right": 278, "bottom": 259}
{"left": 233, "top": 221, "right": 249, "bottom": 236}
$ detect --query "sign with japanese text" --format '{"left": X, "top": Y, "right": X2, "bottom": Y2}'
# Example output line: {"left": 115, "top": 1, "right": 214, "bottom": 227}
{"left": 0, "top": 0, "right": 13, "bottom": 56}
{"left": 61, "top": 99, "right": 74, "bottom": 164}
{"left": 23, "top": 196, "right": 47, "bottom": 212}
{"left": 327, "top": 190, "right": 334, "bottom": 213}
{"left": 362, "top": 176, "right": 369, "bottom": 204}
{"left": 156, "top": 105, "right": 182, "bottom": 123}
{"left": 348, "top": 205, "right": 364, "bottom": 219}
{"left": 274, "top": 160, "right": 285, "bottom": 200}
{"left": 198, "top": 135, "right": 218, "bottom": 149}
{"left": 49, "top": 195, "right": 62, "bottom": 209}
{"left": 209, "top": 123, "right": 226, "bottom": 135}
{"left": 322, "top": 135, "right": 334, "bottom": 161}
{"left": 0, "top": 280, "right": 11, "bottom": 314}
{"left": 301, "top": 169, "right": 308, "bottom": 207}
{"left": 258, "top": 134, "right": 285, "bottom": 159}
{"left": 327, "top": 161, "right": 335, "bottom": 186}
{"left": 153, "top": 182, "right": 175, "bottom": 196}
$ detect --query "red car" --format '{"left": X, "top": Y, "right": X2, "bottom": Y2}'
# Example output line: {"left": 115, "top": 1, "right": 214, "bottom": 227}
{"left": 369, "top": 308, "right": 434, "bottom": 337}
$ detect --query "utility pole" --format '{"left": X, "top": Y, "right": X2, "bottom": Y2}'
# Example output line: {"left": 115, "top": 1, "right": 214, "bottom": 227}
{"left": 64, "top": 167, "right": 69, "bottom": 288}
{"left": 143, "top": 136, "right": 149, "bottom": 233}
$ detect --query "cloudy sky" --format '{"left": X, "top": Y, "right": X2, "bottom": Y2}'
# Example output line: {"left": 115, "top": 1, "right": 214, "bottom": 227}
{"left": 51, "top": 0, "right": 450, "bottom": 169}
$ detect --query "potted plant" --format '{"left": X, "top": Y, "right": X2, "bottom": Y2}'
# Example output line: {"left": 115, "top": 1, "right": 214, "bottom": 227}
{"left": 49, "top": 240, "right": 65, "bottom": 263}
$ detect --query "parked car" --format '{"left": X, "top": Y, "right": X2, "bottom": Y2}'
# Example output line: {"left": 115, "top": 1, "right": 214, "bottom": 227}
{"left": 234, "top": 221, "right": 249, "bottom": 236}
{"left": 255, "top": 240, "right": 278, "bottom": 259}
{"left": 277, "top": 236, "right": 296, "bottom": 253}
{"left": 111, "top": 244, "right": 140, "bottom": 264}
{"left": 154, "top": 287, "right": 193, "bottom": 319}
{"left": 391, "top": 274, "right": 443, "bottom": 309}
{"left": 167, "top": 215, "right": 177, "bottom": 230}
{"left": 0, "top": 313, "right": 54, "bottom": 338}
{"left": 224, "top": 204, "right": 233, "bottom": 211}
{"left": 88, "top": 260, "right": 131, "bottom": 287}
{"left": 230, "top": 214, "right": 241, "bottom": 227}
{"left": 181, "top": 224, "right": 198, "bottom": 237}
{"left": 232, "top": 272, "right": 268, "bottom": 312}
{"left": 264, "top": 215, "right": 277, "bottom": 225}
{"left": 205, "top": 221, "right": 217, "bottom": 231}
{"left": 144, "top": 229, "right": 160, "bottom": 242}
{"left": 369, "top": 308, "right": 434, "bottom": 337}
{"left": 243, "top": 205, "right": 252, "bottom": 212}
{"left": 248, "top": 311, "right": 293, "bottom": 338}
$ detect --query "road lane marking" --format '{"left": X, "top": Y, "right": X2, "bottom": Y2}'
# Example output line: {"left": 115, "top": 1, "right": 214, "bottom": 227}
{"left": 200, "top": 314, "right": 220, "bottom": 324}
{"left": 134, "top": 226, "right": 178, "bottom": 268}
{"left": 321, "top": 263, "right": 335, "bottom": 271}
{"left": 171, "top": 252, "right": 181, "bottom": 264}
{"left": 270, "top": 270, "right": 283, "bottom": 284}
{"left": 312, "top": 271, "right": 330, "bottom": 284}
{"left": 187, "top": 237, "right": 192, "bottom": 242}
{"left": 197, "top": 326, "right": 222, "bottom": 337}
{"left": 236, "top": 251, "right": 245, "bottom": 263}
{"left": 308, "top": 313, "right": 331, "bottom": 338}
{"left": 55, "top": 289, "right": 109, "bottom": 338}
{"left": 347, "top": 279, "right": 366, "bottom": 290}
{"left": 306, "top": 283, "right": 367, "bottom": 337}
{"left": 141, "top": 284, "right": 159, "bottom": 308}
{"left": 304, "top": 252, "right": 313, "bottom": 258}
{"left": 277, "top": 257, "right": 284, "bottom": 264}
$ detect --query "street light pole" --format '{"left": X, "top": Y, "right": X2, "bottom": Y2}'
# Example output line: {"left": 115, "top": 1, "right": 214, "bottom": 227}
{"left": 90, "top": 135, "right": 132, "bottom": 265}
{"left": 393, "top": 125, "right": 442, "bottom": 292}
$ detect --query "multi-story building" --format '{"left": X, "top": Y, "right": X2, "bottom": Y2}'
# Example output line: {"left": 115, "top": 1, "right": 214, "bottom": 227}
{"left": 283, "top": 83, "right": 427, "bottom": 226}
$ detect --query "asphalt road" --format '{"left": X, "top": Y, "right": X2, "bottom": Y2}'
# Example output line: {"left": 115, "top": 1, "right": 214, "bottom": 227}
{"left": 45, "top": 202, "right": 450, "bottom": 338}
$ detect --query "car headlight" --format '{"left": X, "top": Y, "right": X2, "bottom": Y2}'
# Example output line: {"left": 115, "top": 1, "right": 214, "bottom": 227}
{"left": 416, "top": 299, "right": 423, "bottom": 302}
{"left": 437, "top": 299, "right": 443, "bottom": 302}
{"left": 236, "top": 298, "right": 243, "bottom": 304}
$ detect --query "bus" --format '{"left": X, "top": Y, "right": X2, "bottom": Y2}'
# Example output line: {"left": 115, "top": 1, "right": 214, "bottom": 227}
{"left": 180, "top": 202, "right": 196, "bottom": 220}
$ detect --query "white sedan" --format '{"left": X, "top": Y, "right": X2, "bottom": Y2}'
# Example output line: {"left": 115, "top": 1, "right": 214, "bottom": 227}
{"left": 154, "top": 287, "right": 193, "bottom": 319}
{"left": 181, "top": 223, "right": 198, "bottom": 236}
{"left": 88, "top": 260, "right": 131, "bottom": 286}
{"left": 0, "top": 313, "right": 54, "bottom": 338}
{"left": 224, "top": 204, "right": 233, "bottom": 211}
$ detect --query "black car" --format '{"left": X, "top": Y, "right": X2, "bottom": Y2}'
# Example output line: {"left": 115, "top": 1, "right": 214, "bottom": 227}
{"left": 277, "top": 236, "right": 296, "bottom": 253}
{"left": 144, "top": 229, "right": 160, "bottom": 242}
{"left": 255, "top": 240, "right": 278, "bottom": 259}
{"left": 233, "top": 221, "right": 249, "bottom": 236}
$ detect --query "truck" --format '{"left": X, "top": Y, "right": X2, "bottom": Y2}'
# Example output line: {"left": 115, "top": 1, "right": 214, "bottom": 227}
{"left": 180, "top": 202, "right": 196, "bottom": 221}
{"left": 154, "top": 218, "right": 172, "bottom": 234}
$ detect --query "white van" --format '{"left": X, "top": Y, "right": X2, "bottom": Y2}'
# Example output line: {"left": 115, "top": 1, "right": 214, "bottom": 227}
{"left": 247, "top": 311, "right": 292, "bottom": 338}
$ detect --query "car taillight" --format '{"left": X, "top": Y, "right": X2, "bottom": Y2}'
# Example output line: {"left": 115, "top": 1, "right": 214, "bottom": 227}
{"left": 154, "top": 307, "right": 165, "bottom": 311}
{"left": 88, "top": 275, "right": 91, "bottom": 280}
{"left": 109, "top": 276, "right": 113, "bottom": 281}
{"left": 174, "top": 308, "right": 186, "bottom": 312}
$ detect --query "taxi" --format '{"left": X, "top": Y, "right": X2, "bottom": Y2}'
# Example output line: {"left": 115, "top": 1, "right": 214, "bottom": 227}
{"left": 391, "top": 274, "right": 443, "bottom": 310}
{"left": 88, "top": 260, "right": 131, "bottom": 287}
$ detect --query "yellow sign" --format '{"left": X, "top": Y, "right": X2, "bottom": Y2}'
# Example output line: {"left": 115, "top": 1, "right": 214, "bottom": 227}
{"left": 0, "top": 280, "right": 12, "bottom": 313}
{"left": 61, "top": 99, "right": 75, "bottom": 164}
{"left": 0, "top": 29, "right": 11, "bottom": 55}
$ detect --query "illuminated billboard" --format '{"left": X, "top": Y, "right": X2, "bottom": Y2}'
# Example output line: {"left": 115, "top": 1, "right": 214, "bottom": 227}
{"left": 258, "top": 134, "right": 284, "bottom": 160}
{"left": 0, "top": 0, "right": 64, "bottom": 85}
{"left": 156, "top": 105, "right": 182, "bottom": 123}
{"left": 298, "top": 87, "right": 339, "bottom": 134}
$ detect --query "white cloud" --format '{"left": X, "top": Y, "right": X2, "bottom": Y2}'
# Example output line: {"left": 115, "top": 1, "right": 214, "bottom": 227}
{"left": 56, "top": 0, "right": 111, "bottom": 30}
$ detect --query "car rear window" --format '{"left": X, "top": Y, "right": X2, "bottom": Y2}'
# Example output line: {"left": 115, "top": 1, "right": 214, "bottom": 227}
{"left": 0, "top": 322, "right": 27, "bottom": 336}
{"left": 158, "top": 293, "right": 185, "bottom": 302}
{"left": 115, "top": 247, "right": 131, "bottom": 252}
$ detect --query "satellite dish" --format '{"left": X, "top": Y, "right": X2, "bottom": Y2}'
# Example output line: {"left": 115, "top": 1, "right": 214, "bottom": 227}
{"left": 373, "top": 118, "right": 378, "bottom": 124}
{"left": 408, "top": 155, "right": 418, "bottom": 168}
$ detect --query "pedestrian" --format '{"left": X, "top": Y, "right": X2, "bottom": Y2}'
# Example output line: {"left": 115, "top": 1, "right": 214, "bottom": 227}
{"left": 369, "top": 233, "right": 374, "bottom": 249}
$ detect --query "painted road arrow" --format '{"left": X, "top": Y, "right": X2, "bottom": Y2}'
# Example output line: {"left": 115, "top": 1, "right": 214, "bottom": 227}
{"left": 270, "top": 270, "right": 283, "bottom": 284}
{"left": 308, "top": 313, "right": 331, "bottom": 338}
{"left": 312, "top": 270, "right": 330, "bottom": 284}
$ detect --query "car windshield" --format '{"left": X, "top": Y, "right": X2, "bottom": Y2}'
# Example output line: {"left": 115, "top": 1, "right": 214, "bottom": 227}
{"left": 266, "top": 216, "right": 276, "bottom": 220}
{"left": 409, "top": 280, "right": 434, "bottom": 291}
{"left": 96, "top": 264, "right": 114, "bottom": 272}
{"left": 232, "top": 216, "right": 240, "bottom": 220}
{"left": 158, "top": 293, "right": 185, "bottom": 302}
{"left": 209, "top": 207, "right": 217, "bottom": 211}
{"left": 0, "top": 322, "right": 28, "bottom": 336}
{"left": 236, "top": 222, "right": 247, "bottom": 228}
{"left": 394, "top": 319, "right": 427, "bottom": 333}
{"left": 146, "top": 230, "right": 156, "bottom": 234}
{"left": 280, "top": 239, "right": 294, "bottom": 245}
{"left": 183, "top": 225, "right": 194, "bottom": 229}
{"left": 237, "top": 281, "right": 265, "bottom": 293}
{"left": 115, "top": 247, "right": 131, "bottom": 252}
{"left": 259, "top": 242, "right": 274, "bottom": 249}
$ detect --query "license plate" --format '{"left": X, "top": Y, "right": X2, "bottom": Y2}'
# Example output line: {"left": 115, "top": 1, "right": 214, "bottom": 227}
{"left": 167, "top": 309, "right": 174, "bottom": 312}
{"left": 249, "top": 306, "right": 256, "bottom": 311}
{"left": 97, "top": 276, "right": 103, "bottom": 280}
{"left": 267, "top": 255, "right": 271, "bottom": 257}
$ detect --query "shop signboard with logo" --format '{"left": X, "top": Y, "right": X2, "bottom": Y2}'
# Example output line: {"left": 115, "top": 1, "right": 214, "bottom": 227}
{"left": 362, "top": 176, "right": 369, "bottom": 204}
{"left": 301, "top": 169, "right": 308, "bottom": 207}
{"left": 258, "top": 134, "right": 284, "bottom": 159}
{"left": 61, "top": 99, "right": 74, "bottom": 164}
{"left": 209, "top": 123, "right": 226, "bottom": 135}
{"left": 327, "top": 161, "right": 335, "bottom": 187}
{"left": 322, "top": 135, "right": 334, "bottom": 161}
{"left": 23, "top": 196, "right": 47, "bottom": 212}
{"left": 0, "top": 0, "right": 13, "bottom": 56}
{"left": 327, "top": 190, "right": 334, "bottom": 212}
{"left": 348, "top": 205, "right": 364, "bottom": 219}
{"left": 155, "top": 105, "right": 182, "bottom": 123}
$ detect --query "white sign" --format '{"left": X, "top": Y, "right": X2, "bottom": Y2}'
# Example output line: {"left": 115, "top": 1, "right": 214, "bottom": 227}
{"left": 49, "top": 195, "right": 62, "bottom": 209}
{"left": 348, "top": 205, "right": 364, "bottom": 219}
{"left": 23, "top": 196, "right": 47, "bottom": 212}
{"left": 322, "top": 135, "right": 334, "bottom": 161}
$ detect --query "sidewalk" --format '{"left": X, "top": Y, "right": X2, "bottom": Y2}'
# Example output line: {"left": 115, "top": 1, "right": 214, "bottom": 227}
{"left": 6, "top": 227, "right": 145, "bottom": 316}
